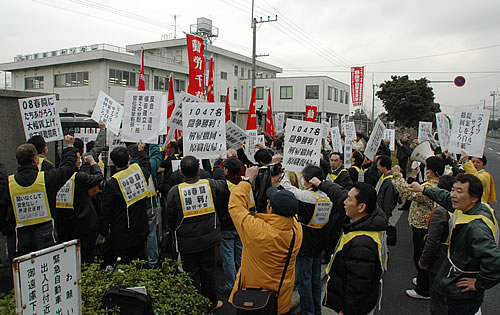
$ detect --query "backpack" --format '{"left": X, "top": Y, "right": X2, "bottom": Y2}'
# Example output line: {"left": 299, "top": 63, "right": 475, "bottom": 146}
{"left": 103, "top": 286, "right": 154, "bottom": 315}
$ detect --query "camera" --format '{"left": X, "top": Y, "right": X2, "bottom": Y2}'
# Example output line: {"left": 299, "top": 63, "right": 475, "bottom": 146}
{"left": 268, "top": 163, "right": 283, "bottom": 176}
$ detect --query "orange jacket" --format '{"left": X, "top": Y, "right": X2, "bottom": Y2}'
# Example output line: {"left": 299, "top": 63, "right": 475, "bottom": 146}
{"left": 228, "top": 182, "right": 303, "bottom": 314}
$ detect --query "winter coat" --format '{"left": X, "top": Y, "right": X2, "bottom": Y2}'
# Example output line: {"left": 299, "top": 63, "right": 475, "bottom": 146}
{"left": 419, "top": 206, "right": 449, "bottom": 274}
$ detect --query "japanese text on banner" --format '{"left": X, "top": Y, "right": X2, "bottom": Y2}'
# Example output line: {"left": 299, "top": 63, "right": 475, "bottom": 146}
{"left": 182, "top": 102, "right": 226, "bottom": 159}
{"left": 91, "top": 91, "right": 123, "bottom": 135}
{"left": 364, "top": 119, "right": 386, "bottom": 161}
{"left": 186, "top": 34, "right": 206, "bottom": 99}
{"left": 435, "top": 113, "right": 451, "bottom": 152}
{"left": 18, "top": 95, "right": 63, "bottom": 142}
{"left": 283, "top": 119, "right": 322, "bottom": 172}
{"left": 168, "top": 91, "right": 205, "bottom": 130}
{"left": 275, "top": 113, "right": 285, "bottom": 134}
{"left": 448, "top": 108, "right": 489, "bottom": 157}
{"left": 384, "top": 129, "right": 395, "bottom": 151}
{"left": 121, "top": 91, "right": 162, "bottom": 144}
{"left": 344, "top": 121, "right": 356, "bottom": 141}
{"left": 226, "top": 121, "right": 248, "bottom": 149}
{"left": 245, "top": 130, "right": 258, "bottom": 164}
{"left": 418, "top": 121, "right": 433, "bottom": 143}
{"left": 330, "top": 127, "right": 342, "bottom": 153}
{"left": 350, "top": 66, "right": 365, "bottom": 106}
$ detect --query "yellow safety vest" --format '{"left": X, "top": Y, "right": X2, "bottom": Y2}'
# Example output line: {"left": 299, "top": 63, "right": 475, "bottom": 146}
{"left": 328, "top": 230, "right": 388, "bottom": 274}
{"left": 295, "top": 171, "right": 304, "bottom": 189}
{"left": 98, "top": 160, "right": 105, "bottom": 174}
{"left": 375, "top": 174, "right": 393, "bottom": 193}
{"left": 8, "top": 172, "right": 52, "bottom": 228}
{"left": 56, "top": 173, "right": 77, "bottom": 209}
{"left": 421, "top": 181, "right": 437, "bottom": 208}
{"left": 227, "top": 179, "right": 255, "bottom": 209}
{"left": 178, "top": 179, "right": 215, "bottom": 218}
{"left": 37, "top": 157, "right": 51, "bottom": 171}
{"left": 112, "top": 164, "right": 149, "bottom": 206}
{"left": 305, "top": 192, "right": 333, "bottom": 229}
{"left": 328, "top": 168, "right": 348, "bottom": 182}
{"left": 352, "top": 166, "right": 365, "bottom": 182}
{"left": 148, "top": 175, "right": 157, "bottom": 197}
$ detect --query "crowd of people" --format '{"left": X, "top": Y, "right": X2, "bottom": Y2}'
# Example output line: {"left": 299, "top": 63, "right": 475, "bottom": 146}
{"left": 1, "top": 123, "right": 499, "bottom": 315}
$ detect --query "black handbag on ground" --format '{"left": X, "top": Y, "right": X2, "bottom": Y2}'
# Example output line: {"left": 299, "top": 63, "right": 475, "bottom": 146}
{"left": 387, "top": 224, "right": 397, "bottom": 246}
{"left": 232, "top": 230, "right": 296, "bottom": 314}
{"left": 103, "top": 286, "right": 154, "bottom": 315}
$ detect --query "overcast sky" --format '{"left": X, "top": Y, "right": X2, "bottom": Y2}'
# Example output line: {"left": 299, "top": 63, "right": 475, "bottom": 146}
{"left": 1, "top": 0, "right": 500, "bottom": 117}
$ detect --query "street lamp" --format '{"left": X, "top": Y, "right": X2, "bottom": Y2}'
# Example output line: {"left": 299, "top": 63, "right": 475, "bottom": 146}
{"left": 490, "top": 91, "right": 498, "bottom": 121}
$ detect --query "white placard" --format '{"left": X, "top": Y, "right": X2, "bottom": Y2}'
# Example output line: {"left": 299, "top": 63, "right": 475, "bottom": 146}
{"left": 158, "top": 94, "right": 168, "bottom": 136}
{"left": 18, "top": 95, "right": 63, "bottom": 142}
{"left": 283, "top": 119, "right": 322, "bottom": 172}
{"left": 344, "top": 142, "right": 353, "bottom": 168}
{"left": 418, "top": 121, "right": 433, "bottom": 143}
{"left": 107, "top": 130, "right": 124, "bottom": 165}
{"left": 122, "top": 91, "right": 163, "bottom": 144}
{"left": 168, "top": 91, "right": 205, "bottom": 130}
{"left": 91, "top": 91, "right": 123, "bottom": 135}
{"left": 245, "top": 130, "right": 258, "bottom": 164}
{"left": 322, "top": 121, "right": 330, "bottom": 140}
{"left": 340, "top": 115, "right": 346, "bottom": 134}
{"left": 384, "top": 129, "right": 395, "bottom": 151}
{"left": 73, "top": 128, "right": 98, "bottom": 146}
{"left": 226, "top": 121, "right": 248, "bottom": 149}
{"left": 275, "top": 113, "right": 285, "bottom": 134}
{"left": 344, "top": 121, "right": 356, "bottom": 141}
{"left": 448, "top": 108, "right": 490, "bottom": 157}
{"left": 435, "top": 113, "right": 451, "bottom": 152}
{"left": 182, "top": 102, "right": 226, "bottom": 159}
{"left": 256, "top": 135, "right": 265, "bottom": 146}
{"left": 13, "top": 241, "right": 81, "bottom": 315}
{"left": 330, "top": 127, "right": 342, "bottom": 153}
{"left": 364, "top": 119, "right": 386, "bottom": 161}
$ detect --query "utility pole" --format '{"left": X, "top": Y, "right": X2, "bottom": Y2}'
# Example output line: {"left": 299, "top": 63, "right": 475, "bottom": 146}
{"left": 491, "top": 91, "right": 498, "bottom": 121}
{"left": 251, "top": 0, "right": 277, "bottom": 88}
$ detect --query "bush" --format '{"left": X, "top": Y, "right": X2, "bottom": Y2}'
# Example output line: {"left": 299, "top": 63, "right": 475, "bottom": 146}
{"left": 0, "top": 259, "right": 211, "bottom": 314}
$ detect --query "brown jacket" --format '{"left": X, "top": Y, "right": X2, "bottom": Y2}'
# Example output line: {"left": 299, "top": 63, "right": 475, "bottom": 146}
{"left": 228, "top": 182, "right": 303, "bottom": 314}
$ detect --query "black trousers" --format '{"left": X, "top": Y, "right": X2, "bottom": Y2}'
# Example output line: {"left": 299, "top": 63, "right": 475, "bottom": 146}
{"left": 180, "top": 246, "right": 218, "bottom": 307}
{"left": 398, "top": 157, "right": 409, "bottom": 178}
{"left": 412, "top": 227, "right": 430, "bottom": 296}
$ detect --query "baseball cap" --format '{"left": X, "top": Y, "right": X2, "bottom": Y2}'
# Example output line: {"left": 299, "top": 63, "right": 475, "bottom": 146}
{"left": 266, "top": 187, "right": 298, "bottom": 218}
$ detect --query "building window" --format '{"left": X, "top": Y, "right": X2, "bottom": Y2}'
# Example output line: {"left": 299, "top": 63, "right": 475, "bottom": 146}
{"left": 25, "top": 76, "right": 44, "bottom": 89}
{"left": 174, "top": 79, "right": 185, "bottom": 92}
{"left": 345, "top": 91, "right": 349, "bottom": 104}
{"left": 241, "top": 67, "right": 244, "bottom": 78}
{"left": 305, "top": 85, "right": 319, "bottom": 99}
{"left": 256, "top": 87, "right": 264, "bottom": 100}
{"left": 220, "top": 94, "right": 227, "bottom": 103}
{"left": 334, "top": 88, "right": 339, "bottom": 101}
{"left": 327, "top": 86, "right": 332, "bottom": 100}
{"left": 109, "top": 69, "right": 149, "bottom": 89}
{"left": 340, "top": 90, "right": 344, "bottom": 103}
{"left": 248, "top": 69, "right": 251, "bottom": 79}
{"left": 55, "top": 72, "right": 89, "bottom": 87}
{"left": 234, "top": 65, "right": 238, "bottom": 76}
{"left": 154, "top": 76, "right": 168, "bottom": 91}
{"left": 221, "top": 71, "right": 228, "bottom": 80}
{"left": 234, "top": 88, "right": 238, "bottom": 101}
{"left": 280, "top": 86, "right": 292, "bottom": 99}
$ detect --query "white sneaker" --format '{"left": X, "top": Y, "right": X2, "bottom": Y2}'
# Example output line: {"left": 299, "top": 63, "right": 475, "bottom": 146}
{"left": 406, "top": 289, "right": 430, "bottom": 300}
{"left": 412, "top": 277, "right": 417, "bottom": 286}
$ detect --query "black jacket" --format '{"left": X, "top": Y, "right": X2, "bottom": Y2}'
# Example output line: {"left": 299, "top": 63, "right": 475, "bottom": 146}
{"left": 100, "top": 151, "right": 151, "bottom": 251}
{"left": 56, "top": 164, "right": 103, "bottom": 242}
{"left": 324, "top": 207, "right": 387, "bottom": 315}
{"left": 317, "top": 181, "right": 348, "bottom": 255}
{"left": 419, "top": 206, "right": 449, "bottom": 274}
{"left": 166, "top": 167, "right": 226, "bottom": 254}
{"left": 161, "top": 168, "right": 212, "bottom": 197}
{"left": 217, "top": 173, "right": 241, "bottom": 231}
{"left": 396, "top": 139, "right": 412, "bottom": 160}
{"left": 328, "top": 166, "right": 353, "bottom": 190}
{"left": 3, "top": 147, "right": 77, "bottom": 235}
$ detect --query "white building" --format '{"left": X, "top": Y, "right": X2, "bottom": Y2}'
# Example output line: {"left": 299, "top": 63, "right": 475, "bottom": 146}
{"left": 0, "top": 39, "right": 350, "bottom": 127}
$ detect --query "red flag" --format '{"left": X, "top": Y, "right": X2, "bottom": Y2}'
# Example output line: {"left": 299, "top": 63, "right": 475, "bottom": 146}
{"left": 225, "top": 88, "right": 230, "bottom": 122}
{"left": 305, "top": 105, "right": 318, "bottom": 122}
{"left": 246, "top": 87, "right": 257, "bottom": 130}
{"left": 265, "top": 89, "right": 275, "bottom": 138}
{"left": 207, "top": 57, "right": 214, "bottom": 102}
{"left": 138, "top": 50, "right": 145, "bottom": 91}
{"left": 186, "top": 34, "right": 206, "bottom": 99}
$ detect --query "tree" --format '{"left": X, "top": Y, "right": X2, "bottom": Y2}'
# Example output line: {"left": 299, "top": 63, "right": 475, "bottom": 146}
{"left": 376, "top": 75, "right": 441, "bottom": 129}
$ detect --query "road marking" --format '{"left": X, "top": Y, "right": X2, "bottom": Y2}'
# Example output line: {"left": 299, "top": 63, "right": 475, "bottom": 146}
{"left": 488, "top": 147, "right": 493, "bottom": 151}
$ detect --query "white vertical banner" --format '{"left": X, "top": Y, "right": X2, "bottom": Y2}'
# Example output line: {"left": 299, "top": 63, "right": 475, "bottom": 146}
{"left": 158, "top": 94, "right": 168, "bottom": 136}
{"left": 245, "top": 130, "right": 258, "bottom": 164}
{"left": 91, "top": 91, "right": 124, "bottom": 135}
{"left": 340, "top": 115, "right": 346, "bottom": 134}
{"left": 448, "top": 108, "right": 489, "bottom": 157}
{"left": 384, "top": 129, "right": 396, "bottom": 151}
{"left": 330, "top": 127, "right": 342, "bottom": 153}
{"left": 418, "top": 121, "right": 433, "bottom": 143}
{"left": 435, "top": 113, "right": 451, "bottom": 152}
{"left": 121, "top": 91, "right": 163, "bottom": 144}
{"left": 364, "top": 119, "right": 386, "bottom": 161}
{"left": 18, "top": 95, "right": 63, "bottom": 142}
{"left": 275, "top": 113, "right": 285, "bottom": 134}
{"left": 182, "top": 102, "right": 226, "bottom": 159}
{"left": 344, "top": 142, "right": 353, "bottom": 168}
{"left": 322, "top": 121, "right": 330, "bottom": 140}
{"left": 344, "top": 121, "right": 356, "bottom": 141}
{"left": 225, "top": 121, "right": 248, "bottom": 149}
{"left": 283, "top": 119, "right": 322, "bottom": 172}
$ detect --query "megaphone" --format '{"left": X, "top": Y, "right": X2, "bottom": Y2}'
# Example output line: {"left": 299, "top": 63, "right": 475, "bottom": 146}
{"left": 410, "top": 141, "right": 434, "bottom": 164}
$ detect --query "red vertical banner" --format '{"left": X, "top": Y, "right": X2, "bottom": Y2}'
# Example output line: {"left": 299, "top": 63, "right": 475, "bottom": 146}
{"left": 186, "top": 34, "right": 206, "bottom": 99}
{"left": 265, "top": 89, "right": 275, "bottom": 138}
{"left": 305, "top": 105, "right": 318, "bottom": 122}
{"left": 350, "top": 66, "right": 365, "bottom": 106}
{"left": 207, "top": 57, "right": 214, "bottom": 102}
{"left": 225, "top": 88, "right": 230, "bottom": 123}
{"left": 138, "top": 50, "right": 145, "bottom": 91}
{"left": 246, "top": 87, "right": 257, "bottom": 130}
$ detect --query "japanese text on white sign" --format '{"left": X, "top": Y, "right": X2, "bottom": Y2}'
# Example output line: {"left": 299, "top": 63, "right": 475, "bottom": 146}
{"left": 435, "top": 113, "right": 451, "bottom": 152}
{"left": 330, "top": 127, "right": 342, "bottom": 153}
{"left": 448, "top": 109, "right": 489, "bottom": 157}
{"left": 91, "top": 91, "right": 123, "bottom": 135}
{"left": 122, "top": 91, "right": 162, "bottom": 144}
{"left": 283, "top": 119, "right": 322, "bottom": 172}
{"left": 384, "top": 129, "right": 395, "bottom": 151}
{"left": 226, "top": 121, "right": 248, "bottom": 149}
{"left": 18, "top": 95, "right": 63, "bottom": 142}
{"left": 418, "top": 121, "right": 433, "bottom": 143}
{"left": 364, "top": 119, "right": 386, "bottom": 161}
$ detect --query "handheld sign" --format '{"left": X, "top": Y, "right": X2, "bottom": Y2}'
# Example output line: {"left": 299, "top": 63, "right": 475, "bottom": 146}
{"left": 435, "top": 113, "right": 451, "bottom": 152}
{"left": 418, "top": 121, "right": 433, "bottom": 143}
{"left": 91, "top": 91, "right": 123, "bottom": 135}
{"left": 344, "top": 121, "right": 356, "bottom": 141}
{"left": 384, "top": 129, "right": 396, "bottom": 151}
{"left": 226, "top": 121, "right": 248, "bottom": 149}
{"left": 168, "top": 91, "right": 205, "bottom": 131}
{"left": 245, "top": 130, "right": 258, "bottom": 164}
{"left": 283, "top": 119, "right": 322, "bottom": 172}
{"left": 18, "top": 95, "right": 63, "bottom": 142}
{"left": 448, "top": 108, "right": 489, "bottom": 157}
{"left": 322, "top": 121, "right": 330, "bottom": 140}
{"left": 275, "top": 113, "right": 285, "bottom": 134}
{"left": 158, "top": 94, "right": 168, "bottom": 136}
{"left": 182, "top": 102, "right": 226, "bottom": 159}
{"left": 364, "top": 119, "right": 386, "bottom": 161}
{"left": 330, "top": 127, "right": 342, "bottom": 153}
{"left": 344, "top": 142, "right": 353, "bottom": 168}
{"left": 121, "top": 91, "right": 162, "bottom": 144}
